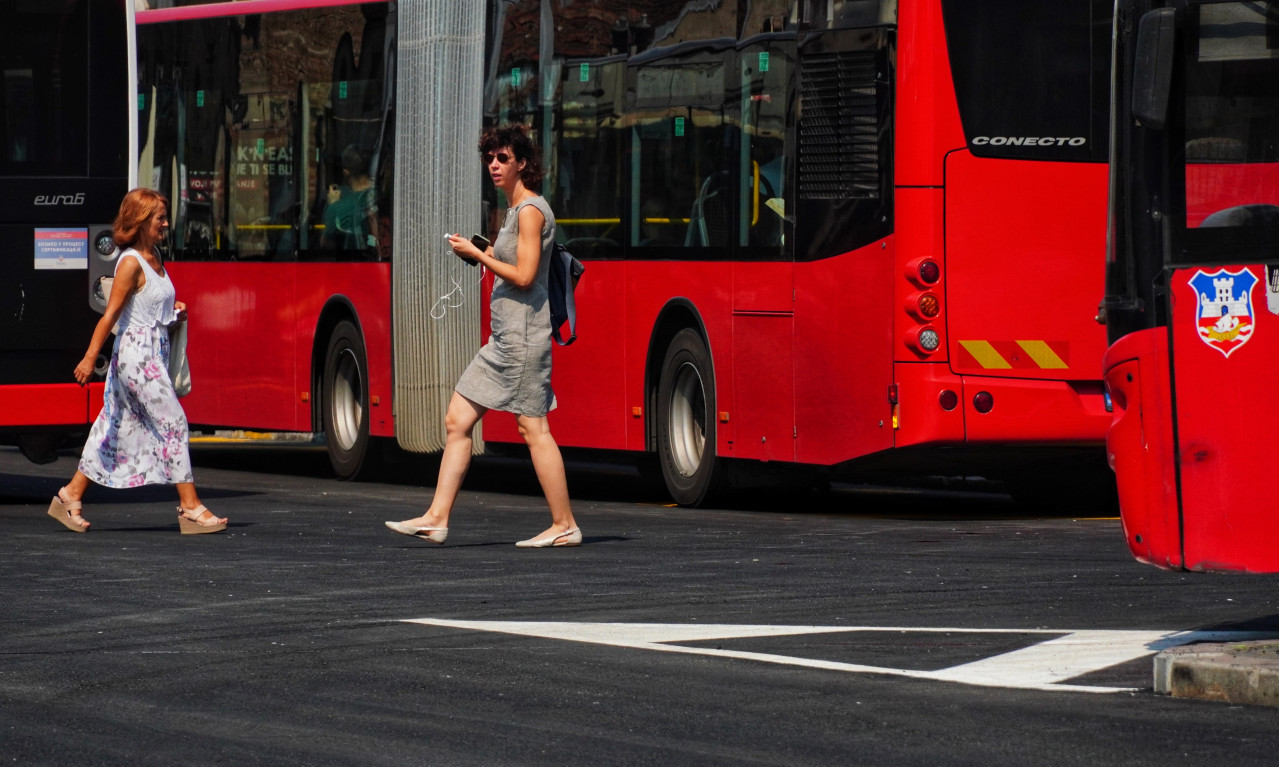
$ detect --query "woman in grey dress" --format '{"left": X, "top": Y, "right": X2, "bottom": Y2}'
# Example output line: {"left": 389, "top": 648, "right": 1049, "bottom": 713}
{"left": 386, "top": 125, "right": 580, "bottom": 547}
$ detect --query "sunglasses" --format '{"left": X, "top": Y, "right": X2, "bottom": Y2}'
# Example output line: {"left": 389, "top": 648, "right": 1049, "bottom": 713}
{"left": 483, "top": 152, "right": 515, "bottom": 165}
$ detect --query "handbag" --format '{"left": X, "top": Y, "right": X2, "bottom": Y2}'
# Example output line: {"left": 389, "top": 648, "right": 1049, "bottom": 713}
{"left": 168, "top": 316, "right": 191, "bottom": 398}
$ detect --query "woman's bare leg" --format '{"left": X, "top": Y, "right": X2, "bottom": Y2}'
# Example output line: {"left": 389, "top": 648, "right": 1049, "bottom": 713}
{"left": 517, "top": 414, "right": 577, "bottom": 538}
{"left": 399, "top": 392, "right": 485, "bottom": 530}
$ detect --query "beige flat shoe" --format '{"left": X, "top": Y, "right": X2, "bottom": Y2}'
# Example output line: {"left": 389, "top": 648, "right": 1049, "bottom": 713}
{"left": 178, "top": 505, "right": 227, "bottom": 535}
{"left": 384, "top": 520, "right": 448, "bottom": 544}
{"left": 47, "top": 488, "right": 89, "bottom": 533}
{"left": 515, "top": 528, "right": 582, "bottom": 548}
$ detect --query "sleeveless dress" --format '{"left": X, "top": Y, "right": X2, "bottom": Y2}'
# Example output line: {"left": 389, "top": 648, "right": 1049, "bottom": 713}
{"left": 78, "top": 249, "right": 195, "bottom": 487}
{"left": 454, "top": 196, "right": 557, "bottom": 417}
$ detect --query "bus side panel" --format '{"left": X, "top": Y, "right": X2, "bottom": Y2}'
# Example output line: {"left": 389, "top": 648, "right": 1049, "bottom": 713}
{"left": 1170, "top": 265, "right": 1279, "bottom": 573}
{"left": 167, "top": 263, "right": 294, "bottom": 430}
{"left": 537, "top": 261, "right": 629, "bottom": 451}
{"left": 296, "top": 264, "right": 393, "bottom": 437}
{"left": 487, "top": 261, "right": 737, "bottom": 455}
{"left": 793, "top": 242, "right": 895, "bottom": 466}
{"left": 895, "top": 0, "right": 965, "bottom": 187}
{"left": 0, "top": 384, "right": 101, "bottom": 427}
{"left": 1102, "top": 328, "right": 1181, "bottom": 569}
{"left": 170, "top": 262, "right": 390, "bottom": 434}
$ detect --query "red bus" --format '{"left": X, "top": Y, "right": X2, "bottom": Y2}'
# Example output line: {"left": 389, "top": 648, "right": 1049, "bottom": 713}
{"left": 0, "top": 0, "right": 130, "bottom": 464}
{"left": 478, "top": 0, "right": 1116, "bottom": 507}
{"left": 133, "top": 0, "right": 1116, "bottom": 509}
{"left": 1103, "top": 0, "right": 1279, "bottom": 571}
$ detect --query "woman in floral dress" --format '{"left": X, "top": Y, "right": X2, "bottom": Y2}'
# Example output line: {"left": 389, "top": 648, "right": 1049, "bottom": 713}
{"left": 46, "top": 188, "right": 227, "bottom": 535}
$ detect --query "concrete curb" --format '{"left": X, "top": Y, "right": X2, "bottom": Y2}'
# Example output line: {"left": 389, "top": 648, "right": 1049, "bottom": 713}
{"left": 1155, "top": 641, "right": 1279, "bottom": 707}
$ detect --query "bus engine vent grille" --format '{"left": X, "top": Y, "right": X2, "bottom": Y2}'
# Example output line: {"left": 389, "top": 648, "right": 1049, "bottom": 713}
{"left": 798, "top": 50, "right": 880, "bottom": 201}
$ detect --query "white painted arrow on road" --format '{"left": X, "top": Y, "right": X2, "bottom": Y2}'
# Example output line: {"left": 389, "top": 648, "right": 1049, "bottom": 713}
{"left": 404, "top": 619, "right": 1272, "bottom": 694}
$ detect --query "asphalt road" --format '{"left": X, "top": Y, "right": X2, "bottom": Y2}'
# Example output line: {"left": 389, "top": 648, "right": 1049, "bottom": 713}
{"left": 2, "top": 443, "right": 1278, "bottom": 766}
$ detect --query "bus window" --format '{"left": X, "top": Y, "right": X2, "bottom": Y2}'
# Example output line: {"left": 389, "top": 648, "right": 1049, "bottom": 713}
{"left": 542, "top": 2, "right": 627, "bottom": 261}
{"left": 630, "top": 43, "right": 734, "bottom": 254}
{"left": 140, "top": 3, "right": 392, "bottom": 263}
{"left": 738, "top": 36, "right": 794, "bottom": 258}
{"left": 625, "top": 2, "right": 737, "bottom": 256}
{"left": 1182, "top": 1, "right": 1279, "bottom": 256}
{"left": 941, "top": 0, "right": 1110, "bottom": 163}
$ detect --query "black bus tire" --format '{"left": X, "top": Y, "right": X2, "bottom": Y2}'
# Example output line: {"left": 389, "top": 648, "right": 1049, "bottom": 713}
{"left": 322, "top": 320, "right": 370, "bottom": 480}
{"left": 656, "top": 328, "right": 724, "bottom": 507}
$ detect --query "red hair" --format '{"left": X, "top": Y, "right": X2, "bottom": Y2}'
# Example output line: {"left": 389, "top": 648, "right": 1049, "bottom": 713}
{"left": 112, "top": 188, "right": 169, "bottom": 249}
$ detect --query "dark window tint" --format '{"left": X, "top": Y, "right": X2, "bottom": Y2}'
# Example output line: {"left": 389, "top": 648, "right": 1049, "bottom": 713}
{"left": 0, "top": 0, "right": 88, "bottom": 176}
{"left": 139, "top": 3, "right": 394, "bottom": 262}
{"left": 941, "top": 0, "right": 1110, "bottom": 162}
{"left": 1178, "top": 1, "right": 1279, "bottom": 265}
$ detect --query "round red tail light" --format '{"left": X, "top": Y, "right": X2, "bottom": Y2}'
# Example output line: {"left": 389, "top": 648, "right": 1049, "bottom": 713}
{"left": 939, "top": 390, "right": 958, "bottom": 411}
{"left": 972, "top": 391, "right": 994, "bottom": 414}
{"left": 918, "top": 259, "right": 940, "bottom": 285}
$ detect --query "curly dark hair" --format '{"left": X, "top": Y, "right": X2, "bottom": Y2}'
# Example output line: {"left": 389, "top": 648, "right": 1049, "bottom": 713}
{"left": 478, "top": 124, "right": 545, "bottom": 187}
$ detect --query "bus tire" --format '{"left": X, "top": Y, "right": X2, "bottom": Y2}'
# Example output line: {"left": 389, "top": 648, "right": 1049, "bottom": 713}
{"left": 656, "top": 328, "right": 724, "bottom": 507}
{"left": 322, "top": 320, "right": 370, "bottom": 480}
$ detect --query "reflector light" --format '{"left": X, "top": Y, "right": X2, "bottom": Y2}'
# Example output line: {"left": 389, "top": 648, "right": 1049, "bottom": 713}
{"left": 95, "top": 232, "right": 117, "bottom": 257}
{"left": 918, "top": 328, "right": 940, "bottom": 351}
{"left": 918, "top": 259, "right": 940, "bottom": 284}
{"left": 918, "top": 293, "right": 940, "bottom": 318}
{"left": 973, "top": 391, "right": 994, "bottom": 413}
{"left": 939, "top": 390, "right": 958, "bottom": 411}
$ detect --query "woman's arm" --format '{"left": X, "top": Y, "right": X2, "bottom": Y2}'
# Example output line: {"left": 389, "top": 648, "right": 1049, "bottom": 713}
{"left": 73, "top": 257, "right": 142, "bottom": 385}
{"left": 448, "top": 205, "right": 545, "bottom": 290}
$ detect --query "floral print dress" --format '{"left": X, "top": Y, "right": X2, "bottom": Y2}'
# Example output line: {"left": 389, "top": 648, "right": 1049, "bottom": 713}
{"left": 78, "top": 250, "right": 193, "bottom": 487}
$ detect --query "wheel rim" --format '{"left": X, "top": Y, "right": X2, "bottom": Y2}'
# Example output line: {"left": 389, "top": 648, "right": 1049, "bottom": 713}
{"left": 668, "top": 360, "right": 706, "bottom": 478}
{"left": 331, "top": 347, "right": 363, "bottom": 451}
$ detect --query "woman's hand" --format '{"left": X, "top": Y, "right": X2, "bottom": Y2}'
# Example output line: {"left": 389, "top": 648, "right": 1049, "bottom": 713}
{"left": 73, "top": 356, "right": 95, "bottom": 386}
{"left": 446, "top": 234, "right": 482, "bottom": 264}
{"left": 174, "top": 300, "right": 187, "bottom": 317}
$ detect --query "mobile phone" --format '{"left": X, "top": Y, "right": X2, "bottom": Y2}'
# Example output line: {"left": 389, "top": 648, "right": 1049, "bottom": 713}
{"left": 462, "top": 233, "right": 489, "bottom": 266}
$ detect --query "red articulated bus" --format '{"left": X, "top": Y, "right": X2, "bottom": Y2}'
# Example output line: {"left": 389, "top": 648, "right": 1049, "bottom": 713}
{"left": 0, "top": 0, "right": 130, "bottom": 464}
{"left": 127, "top": 0, "right": 1116, "bottom": 509}
{"left": 479, "top": 0, "right": 1117, "bottom": 507}
{"left": 1103, "top": 0, "right": 1279, "bottom": 571}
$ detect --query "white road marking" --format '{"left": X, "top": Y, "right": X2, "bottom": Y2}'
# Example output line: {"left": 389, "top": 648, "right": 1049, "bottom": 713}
{"left": 403, "top": 619, "right": 1274, "bottom": 693}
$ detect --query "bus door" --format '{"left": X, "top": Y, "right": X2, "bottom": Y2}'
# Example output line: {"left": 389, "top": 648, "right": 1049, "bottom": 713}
{"left": 1104, "top": 0, "right": 1279, "bottom": 572}
{"left": 733, "top": 33, "right": 794, "bottom": 462}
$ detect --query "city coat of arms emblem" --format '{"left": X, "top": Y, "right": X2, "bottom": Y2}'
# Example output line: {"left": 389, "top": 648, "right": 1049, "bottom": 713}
{"left": 1189, "top": 267, "right": 1258, "bottom": 358}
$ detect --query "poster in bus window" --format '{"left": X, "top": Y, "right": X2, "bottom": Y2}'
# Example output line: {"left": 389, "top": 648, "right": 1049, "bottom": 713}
{"left": 1190, "top": 267, "right": 1258, "bottom": 358}
{"left": 33, "top": 228, "right": 88, "bottom": 270}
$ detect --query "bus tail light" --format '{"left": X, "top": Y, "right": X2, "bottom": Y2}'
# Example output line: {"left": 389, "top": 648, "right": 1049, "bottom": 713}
{"left": 973, "top": 391, "right": 994, "bottom": 413}
{"left": 905, "top": 257, "right": 941, "bottom": 287}
{"left": 905, "top": 291, "right": 941, "bottom": 321}
{"left": 905, "top": 326, "right": 941, "bottom": 355}
{"left": 939, "top": 389, "right": 958, "bottom": 411}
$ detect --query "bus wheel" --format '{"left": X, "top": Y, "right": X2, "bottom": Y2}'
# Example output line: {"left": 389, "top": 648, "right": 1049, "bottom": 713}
{"left": 656, "top": 328, "right": 724, "bottom": 507}
{"left": 323, "top": 320, "right": 370, "bottom": 480}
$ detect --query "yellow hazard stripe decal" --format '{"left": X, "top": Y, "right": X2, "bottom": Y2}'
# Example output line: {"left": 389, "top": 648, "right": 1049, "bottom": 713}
{"left": 1015, "top": 340, "right": 1069, "bottom": 369}
{"left": 958, "top": 340, "right": 1011, "bottom": 369}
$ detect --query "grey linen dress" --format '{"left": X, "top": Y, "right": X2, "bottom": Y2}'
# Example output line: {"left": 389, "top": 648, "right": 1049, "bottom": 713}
{"left": 454, "top": 196, "right": 557, "bottom": 417}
